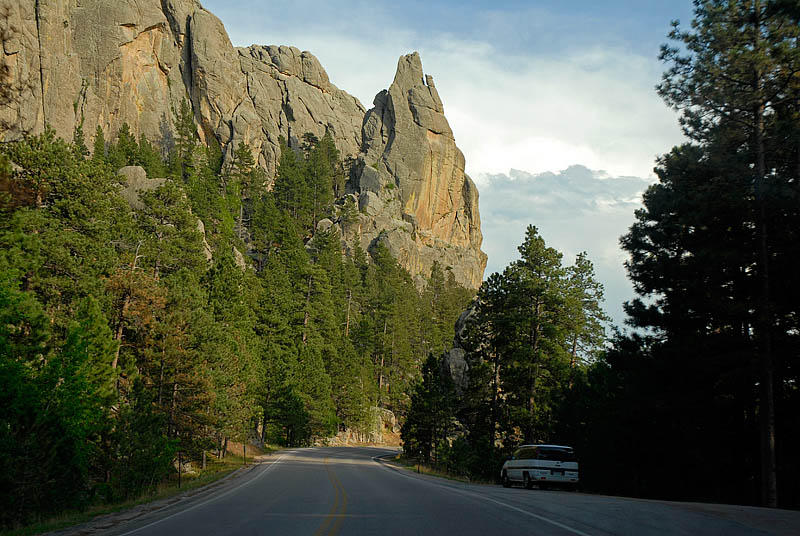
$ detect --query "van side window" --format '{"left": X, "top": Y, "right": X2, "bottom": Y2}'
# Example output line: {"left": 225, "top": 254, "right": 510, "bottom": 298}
{"left": 537, "top": 448, "right": 575, "bottom": 461}
{"left": 520, "top": 447, "right": 536, "bottom": 459}
{"left": 512, "top": 449, "right": 522, "bottom": 460}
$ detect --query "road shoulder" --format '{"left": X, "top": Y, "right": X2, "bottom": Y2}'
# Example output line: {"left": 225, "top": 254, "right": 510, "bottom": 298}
{"left": 43, "top": 454, "right": 278, "bottom": 536}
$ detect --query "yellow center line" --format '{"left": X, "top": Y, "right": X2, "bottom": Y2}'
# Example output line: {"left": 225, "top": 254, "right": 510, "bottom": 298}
{"left": 328, "top": 465, "right": 348, "bottom": 536}
{"left": 314, "top": 456, "right": 348, "bottom": 536}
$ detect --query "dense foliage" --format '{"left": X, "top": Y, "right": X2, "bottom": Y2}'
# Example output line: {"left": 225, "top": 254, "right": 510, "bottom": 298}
{"left": 402, "top": 226, "right": 608, "bottom": 478}
{"left": 571, "top": 0, "right": 800, "bottom": 508}
{"left": 0, "top": 105, "right": 472, "bottom": 527}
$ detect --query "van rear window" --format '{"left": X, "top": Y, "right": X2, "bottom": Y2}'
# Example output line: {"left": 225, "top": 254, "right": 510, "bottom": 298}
{"left": 537, "top": 448, "right": 575, "bottom": 461}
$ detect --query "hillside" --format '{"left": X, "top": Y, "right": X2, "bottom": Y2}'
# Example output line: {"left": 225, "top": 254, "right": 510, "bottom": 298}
{"left": 1, "top": 0, "right": 486, "bottom": 287}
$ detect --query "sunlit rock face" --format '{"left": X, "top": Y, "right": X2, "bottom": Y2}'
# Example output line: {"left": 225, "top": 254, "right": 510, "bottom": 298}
{"left": 1, "top": 0, "right": 363, "bottom": 177}
{"left": 1, "top": 2, "right": 485, "bottom": 288}
{"left": 349, "top": 52, "right": 487, "bottom": 289}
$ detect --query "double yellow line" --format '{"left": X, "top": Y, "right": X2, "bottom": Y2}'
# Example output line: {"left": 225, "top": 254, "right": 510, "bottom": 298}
{"left": 314, "top": 457, "right": 348, "bottom": 536}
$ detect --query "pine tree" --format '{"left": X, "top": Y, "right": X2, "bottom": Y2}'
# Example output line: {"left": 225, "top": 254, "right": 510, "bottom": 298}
{"left": 108, "top": 122, "right": 137, "bottom": 170}
{"left": 92, "top": 125, "right": 106, "bottom": 163}
{"left": 72, "top": 121, "right": 89, "bottom": 158}
{"left": 401, "top": 353, "right": 456, "bottom": 465}
{"left": 658, "top": 2, "right": 800, "bottom": 505}
{"left": 170, "top": 99, "right": 198, "bottom": 182}
{"left": 564, "top": 253, "right": 608, "bottom": 369}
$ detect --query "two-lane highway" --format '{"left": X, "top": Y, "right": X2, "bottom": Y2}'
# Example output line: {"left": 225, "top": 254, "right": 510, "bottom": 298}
{"left": 106, "top": 447, "right": 800, "bottom": 535}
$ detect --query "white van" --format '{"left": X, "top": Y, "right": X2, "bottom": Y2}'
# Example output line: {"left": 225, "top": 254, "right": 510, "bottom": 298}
{"left": 500, "top": 444, "right": 579, "bottom": 489}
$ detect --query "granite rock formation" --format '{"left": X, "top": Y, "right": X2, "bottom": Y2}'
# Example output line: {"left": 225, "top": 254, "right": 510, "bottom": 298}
{"left": 1, "top": 0, "right": 486, "bottom": 288}
{"left": 440, "top": 303, "right": 477, "bottom": 394}
{"left": 0, "top": 0, "right": 363, "bottom": 177}
{"left": 343, "top": 53, "right": 487, "bottom": 288}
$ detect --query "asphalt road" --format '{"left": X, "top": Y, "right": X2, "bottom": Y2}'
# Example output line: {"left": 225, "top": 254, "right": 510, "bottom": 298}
{"left": 105, "top": 447, "right": 800, "bottom": 536}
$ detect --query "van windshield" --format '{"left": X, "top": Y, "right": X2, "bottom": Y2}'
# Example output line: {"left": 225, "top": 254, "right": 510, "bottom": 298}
{"left": 537, "top": 448, "right": 575, "bottom": 461}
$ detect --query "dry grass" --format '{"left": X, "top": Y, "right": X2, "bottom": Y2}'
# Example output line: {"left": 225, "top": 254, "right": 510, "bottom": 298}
{"left": 392, "top": 454, "right": 495, "bottom": 485}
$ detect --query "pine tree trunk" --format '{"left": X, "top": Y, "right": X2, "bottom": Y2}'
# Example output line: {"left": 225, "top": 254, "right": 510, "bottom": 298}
{"left": 111, "top": 293, "right": 128, "bottom": 370}
{"left": 157, "top": 355, "right": 165, "bottom": 405}
{"left": 751, "top": 3, "right": 777, "bottom": 504}
{"left": 238, "top": 203, "right": 244, "bottom": 241}
{"left": 491, "top": 347, "right": 500, "bottom": 453}
{"left": 754, "top": 101, "right": 778, "bottom": 508}
{"left": 302, "top": 274, "right": 312, "bottom": 345}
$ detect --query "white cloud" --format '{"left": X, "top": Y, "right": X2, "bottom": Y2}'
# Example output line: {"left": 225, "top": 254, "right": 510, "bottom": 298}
{"left": 221, "top": 16, "right": 685, "bottom": 181}
{"left": 478, "top": 166, "right": 649, "bottom": 327}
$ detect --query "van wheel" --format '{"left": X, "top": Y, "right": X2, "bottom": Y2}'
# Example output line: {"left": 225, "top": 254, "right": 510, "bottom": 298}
{"left": 502, "top": 471, "right": 511, "bottom": 488}
{"left": 523, "top": 473, "right": 533, "bottom": 490}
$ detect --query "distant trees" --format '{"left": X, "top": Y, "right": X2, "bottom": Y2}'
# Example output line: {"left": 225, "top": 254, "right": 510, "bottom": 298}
{"left": 401, "top": 353, "right": 456, "bottom": 464}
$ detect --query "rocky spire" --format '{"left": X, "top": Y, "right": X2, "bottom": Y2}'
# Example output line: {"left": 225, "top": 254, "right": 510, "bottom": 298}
{"left": 351, "top": 52, "right": 487, "bottom": 288}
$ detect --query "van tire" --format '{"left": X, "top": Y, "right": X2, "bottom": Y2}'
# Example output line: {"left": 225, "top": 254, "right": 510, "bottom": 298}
{"left": 523, "top": 473, "right": 533, "bottom": 490}
{"left": 502, "top": 471, "right": 511, "bottom": 488}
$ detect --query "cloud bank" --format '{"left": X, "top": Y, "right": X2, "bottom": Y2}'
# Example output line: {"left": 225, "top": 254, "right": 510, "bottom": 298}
{"left": 477, "top": 166, "right": 650, "bottom": 327}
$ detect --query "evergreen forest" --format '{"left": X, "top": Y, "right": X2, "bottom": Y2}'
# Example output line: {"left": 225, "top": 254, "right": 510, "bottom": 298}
{"left": 0, "top": 101, "right": 472, "bottom": 527}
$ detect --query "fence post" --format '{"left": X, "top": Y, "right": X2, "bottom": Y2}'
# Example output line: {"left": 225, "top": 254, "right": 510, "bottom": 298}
{"left": 178, "top": 451, "right": 182, "bottom": 488}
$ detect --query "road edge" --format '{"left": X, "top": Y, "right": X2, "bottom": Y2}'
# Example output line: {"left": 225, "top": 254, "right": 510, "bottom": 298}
{"left": 44, "top": 453, "right": 284, "bottom": 536}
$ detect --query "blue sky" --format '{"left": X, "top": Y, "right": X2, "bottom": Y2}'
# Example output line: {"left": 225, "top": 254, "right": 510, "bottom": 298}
{"left": 202, "top": 0, "right": 696, "bottom": 327}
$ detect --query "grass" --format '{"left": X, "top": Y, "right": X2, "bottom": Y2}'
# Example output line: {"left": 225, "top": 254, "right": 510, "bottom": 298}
{"left": 392, "top": 454, "right": 495, "bottom": 485}
{"left": 2, "top": 446, "right": 279, "bottom": 536}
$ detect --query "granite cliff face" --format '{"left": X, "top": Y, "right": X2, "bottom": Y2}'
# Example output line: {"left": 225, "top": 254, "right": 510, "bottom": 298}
{"left": 1, "top": 0, "right": 363, "bottom": 176}
{"left": 346, "top": 53, "right": 486, "bottom": 288}
{"left": 0, "top": 0, "right": 485, "bottom": 288}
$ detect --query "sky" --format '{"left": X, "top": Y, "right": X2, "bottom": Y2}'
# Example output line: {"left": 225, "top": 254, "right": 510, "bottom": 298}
{"left": 202, "top": 0, "right": 695, "bottom": 326}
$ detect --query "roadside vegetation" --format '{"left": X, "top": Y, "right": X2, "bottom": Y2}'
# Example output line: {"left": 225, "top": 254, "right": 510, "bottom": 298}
{"left": 401, "top": 0, "right": 800, "bottom": 509}
{"left": 0, "top": 445, "right": 272, "bottom": 536}
{"left": 0, "top": 100, "right": 472, "bottom": 529}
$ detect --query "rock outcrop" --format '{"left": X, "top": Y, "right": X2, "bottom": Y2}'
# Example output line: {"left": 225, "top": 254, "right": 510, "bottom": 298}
{"left": 323, "top": 407, "right": 401, "bottom": 446}
{"left": 441, "top": 303, "right": 477, "bottom": 394}
{"left": 343, "top": 53, "right": 487, "bottom": 288}
{"left": 0, "top": 0, "right": 363, "bottom": 177}
{"left": 118, "top": 165, "right": 166, "bottom": 211}
{"left": 117, "top": 165, "right": 214, "bottom": 262}
{"left": 1, "top": 1, "right": 486, "bottom": 288}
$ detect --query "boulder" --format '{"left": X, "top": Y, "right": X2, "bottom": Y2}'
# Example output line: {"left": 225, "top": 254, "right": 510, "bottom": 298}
{"left": 233, "top": 246, "right": 247, "bottom": 270}
{"left": 196, "top": 219, "right": 213, "bottom": 262}
{"left": 358, "top": 191, "right": 384, "bottom": 217}
{"left": 118, "top": 166, "right": 166, "bottom": 210}
{"left": 441, "top": 347, "right": 469, "bottom": 394}
{"left": 316, "top": 218, "right": 334, "bottom": 233}
{"left": 440, "top": 301, "right": 478, "bottom": 392}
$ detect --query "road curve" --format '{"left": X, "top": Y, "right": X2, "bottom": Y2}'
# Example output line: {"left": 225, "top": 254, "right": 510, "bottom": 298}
{"left": 104, "top": 447, "right": 800, "bottom": 536}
